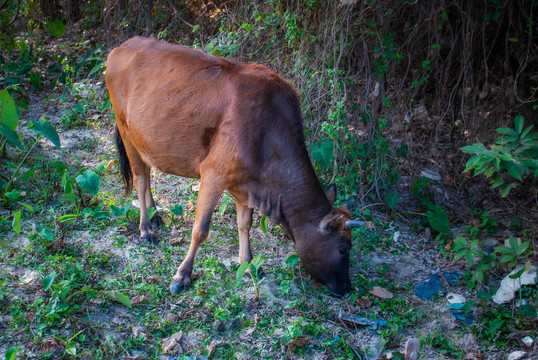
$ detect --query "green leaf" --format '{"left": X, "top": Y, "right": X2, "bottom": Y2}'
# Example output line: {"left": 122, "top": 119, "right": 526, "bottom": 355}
{"left": 147, "top": 207, "right": 157, "bottom": 220}
{"left": 58, "top": 214, "right": 78, "bottom": 222}
{"left": 508, "top": 236, "right": 520, "bottom": 250}
{"left": 43, "top": 271, "right": 57, "bottom": 291}
{"left": 12, "top": 210, "right": 21, "bottom": 234}
{"left": 0, "top": 89, "right": 19, "bottom": 130}
{"left": 494, "top": 245, "right": 514, "bottom": 255}
{"left": 312, "top": 138, "right": 334, "bottom": 170}
{"left": 110, "top": 204, "right": 130, "bottom": 217}
{"left": 218, "top": 193, "right": 230, "bottom": 216}
{"left": 0, "top": 123, "right": 23, "bottom": 149}
{"left": 28, "top": 120, "right": 61, "bottom": 148}
{"left": 463, "top": 300, "right": 475, "bottom": 314}
{"left": 519, "top": 305, "right": 537, "bottom": 318}
{"left": 5, "top": 345, "right": 21, "bottom": 360}
{"left": 514, "top": 115, "right": 524, "bottom": 134}
{"left": 17, "top": 202, "right": 35, "bottom": 213}
{"left": 495, "top": 127, "right": 518, "bottom": 137}
{"left": 502, "top": 161, "right": 525, "bottom": 182}
{"left": 76, "top": 170, "right": 100, "bottom": 195}
{"left": 65, "top": 344, "right": 77, "bottom": 356}
{"left": 170, "top": 204, "right": 183, "bottom": 216}
{"left": 385, "top": 191, "right": 399, "bottom": 210}
{"left": 509, "top": 267, "right": 525, "bottom": 279}
{"left": 426, "top": 204, "right": 449, "bottom": 234}
{"left": 260, "top": 216, "right": 268, "bottom": 233}
{"left": 499, "top": 183, "right": 517, "bottom": 197}
{"left": 520, "top": 125, "right": 534, "bottom": 139}
{"left": 39, "top": 228, "right": 54, "bottom": 241}
{"left": 107, "top": 291, "right": 133, "bottom": 309}
{"left": 236, "top": 262, "right": 249, "bottom": 286}
{"left": 46, "top": 19, "right": 65, "bottom": 37}
{"left": 460, "top": 143, "right": 486, "bottom": 154}
{"left": 465, "top": 251, "right": 473, "bottom": 265}
{"left": 516, "top": 241, "right": 530, "bottom": 255}
{"left": 284, "top": 254, "right": 300, "bottom": 268}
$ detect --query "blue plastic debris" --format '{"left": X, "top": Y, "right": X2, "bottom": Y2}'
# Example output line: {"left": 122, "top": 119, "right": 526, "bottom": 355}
{"left": 450, "top": 310, "right": 475, "bottom": 326}
{"left": 414, "top": 274, "right": 442, "bottom": 300}
{"left": 340, "top": 314, "right": 388, "bottom": 330}
{"left": 442, "top": 271, "right": 461, "bottom": 286}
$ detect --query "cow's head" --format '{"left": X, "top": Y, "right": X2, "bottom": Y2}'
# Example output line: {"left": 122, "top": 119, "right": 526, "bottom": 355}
{"left": 295, "top": 185, "right": 354, "bottom": 296}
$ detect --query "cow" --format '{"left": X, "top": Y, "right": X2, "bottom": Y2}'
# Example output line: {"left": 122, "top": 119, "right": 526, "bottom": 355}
{"left": 106, "top": 36, "right": 361, "bottom": 296}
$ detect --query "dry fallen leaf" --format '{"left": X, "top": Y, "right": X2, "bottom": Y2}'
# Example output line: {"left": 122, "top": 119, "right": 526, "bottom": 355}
{"left": 369, "top": 286, "right": 393, "bottom": 299}
{"left": 287, "top": 336, "right": 312, "bottom": 351}
{"left": 355, "top": 295, "right": 373, "bottom": 308}
{"left": 170, "top": 237, "right": 184, "bottom": 245}
{"left": 132, "top": 326, "right": 146, "bottom": 340}
{"left": 131, "top": 295, "right": 150, "bottom": 306}
{"left": 161, "top": 332, "right": 183, "bottom": 354}
{"left": 146, "top": 275, "right": 161, "bottom": 284}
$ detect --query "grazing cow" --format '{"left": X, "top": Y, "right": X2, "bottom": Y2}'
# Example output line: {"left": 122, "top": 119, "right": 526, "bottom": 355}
{"left": 106, "top": 36, "right": 360, "bottom": 296}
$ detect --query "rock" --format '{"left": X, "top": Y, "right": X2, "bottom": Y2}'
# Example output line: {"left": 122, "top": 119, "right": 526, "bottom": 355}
{"left": 450, "top": 310, "right": 475, "bottom": 326}
{"left": 521, "top": 336, "right": 534, "bottom": 347}
{"left": 507, "top": 351, "right": 526, "bottom": 360}
{"left": 414, "top": 274, "right": 442, "bottom": 300}
{"left": 404, "top": 338, "right": 421, "bottom": 360}
{"left": 492, "top": 265, "right": 537, "bottom": 304}
{"left": 421, "top": 169, "right": 441, "bottom": 181}
{"left": 446, "top": 293, "right": 466, "bottom": 304}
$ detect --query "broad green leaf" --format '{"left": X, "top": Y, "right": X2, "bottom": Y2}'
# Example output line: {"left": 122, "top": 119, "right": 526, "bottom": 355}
{"left": 0, "top": 123, "right": 23, "bottom": 149}
{"left": 110, "top": 204, "right": 130, "bottom": 217}
{"left": 147, "top": 207, "right": 157, "bottom": 220}
{"left": 22, "top": 165, "right": 39, "bottom": 181}
{"left": 312, "top": 138, "right": 334, "bottom": 170}
{"left": 43, "top": 271, "right": 57, "bottom": 291}
{"left": 494, "top": 245, "right": 514, "bottom": 255}
{"left": 495, "top": 127, "right": 518, "bottom": 137}
{"left": 236, "top": 262, "right": 250, "bottom": 286}
{"left": 426, "top": 204, "right": 449, "bottom": 234}
{"left": 260, "top": 216, "right": 268, "bottom": 233}
{"left": 465, "top": 252, "right": 473, "bottom": 265}
{"left": 520, "top": 125, "right": 534, "bottom": 139}
{"left": 0, "top": 89, "right": 19, "bottom": 130}
{"left": 58, "top": 214, "right": 78, "bottom": 222}
{"left": 460, "top": 143, "right": 486, "bottom": 154}
{"left": 17, "top": 202, "right": 35, "bottom": 213}
{"left": 385, "top": 191, "right": 399, "bottom": 210}
{"left": 463, "top": 300, "right": 475, "bottom": 315}
{"left": 66, "top": 344, "right": 77, "bottom": 356}
{"left": 5, "top": 190, "right": 20, "bottom": 201}
{"left": 517, "top": 241, "right": 530, "bottom": 255}
{"left": 82, "top": 207, "right": 93, "bottom": 219}
{"left": 514, "top": 115, "right": 524, "bottom": 134}
{"left": 284, "top": 254, "right": 300, "bottom": 268}
{"left": 107, "top": 291, "right": 133, "bottom": 309}
{"left": 218, "top": 194, "right": 230, "bottom": 216}
{"left": 519, "top": 305, "right": 537, "bottom": 318}
{"left": 5, "top": 345, "right": 21, "bottom": 360}
{"left": 502, "top": 161, "right": 525, "bottom": 181}
{"left": 170, "top": 204, "right": 183, "bottom": 216}
{"left": 76, "top": 170, "right": 100, "bottom": 195}
{"left": 28, "top": 120, "right": 61, "bottom": 148}
{"left": 454, "top": 248, "right": 468, "bottom": 261}
{"left": 12, "top": 210, "right": 21, "bottom": 234}
{"left": 46, "top": 19, "right": 65, "bottom": 37}
{"left": 39, "top": 228, "right": 54, "bottom": 241}
{"left": 499, "top": 183, "right": 517, "bottom": 197}
{"left": 509, "top": 267, "right": 525, "bottom": 279}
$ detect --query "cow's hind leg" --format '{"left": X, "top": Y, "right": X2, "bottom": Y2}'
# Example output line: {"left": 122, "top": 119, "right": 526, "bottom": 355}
{"left": 170, "top": 174, "right": 224, "bottom": 294}
{"left": 144, "top": 171, "right": 164, "bottom": 229}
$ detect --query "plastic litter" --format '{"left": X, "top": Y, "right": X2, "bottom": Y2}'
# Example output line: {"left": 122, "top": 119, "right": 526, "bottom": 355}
{"left": 521, "top": 336, "right": 534, "bottom": 347}
{"left": 449, "top": 310, "right": 475, "bottom": 326}
{"left": 414, "top": 274, "right": 442, "bottom": 300}
{"left": 446, "top": 293, "right": 466, "bottom": 303}
{"left": 492, "top": 265, "right": 537, "bottom": 304}
{"left": 339, "top": 314, "right": 388, "bottom": 330}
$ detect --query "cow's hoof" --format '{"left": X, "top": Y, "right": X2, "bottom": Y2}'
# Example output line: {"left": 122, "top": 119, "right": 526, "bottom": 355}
{"left": 151, "top": 214, "right": 164, "bottom": 228}
{"left": 170, "top": 278, "right": 191, "bottom": 294}
{"left": 141, "top": 232, "right": 159, "bottom": 245}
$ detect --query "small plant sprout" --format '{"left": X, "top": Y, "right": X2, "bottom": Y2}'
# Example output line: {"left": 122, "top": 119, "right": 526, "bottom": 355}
{"left": 236, "top": 254, "right": 265, "bottom": 301}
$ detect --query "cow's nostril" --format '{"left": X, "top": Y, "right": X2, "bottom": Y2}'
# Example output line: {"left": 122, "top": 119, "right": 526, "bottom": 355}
{"left": 339, "top": 246, "right": 348, "bottom": 255}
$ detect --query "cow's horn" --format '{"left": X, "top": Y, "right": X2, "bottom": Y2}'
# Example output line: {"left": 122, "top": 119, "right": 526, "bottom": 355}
{"left": 345, "top": 220, "right": 365, "bottom": 229}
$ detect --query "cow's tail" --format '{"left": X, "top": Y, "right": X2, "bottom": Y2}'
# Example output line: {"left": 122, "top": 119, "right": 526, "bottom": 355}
{"left": 114, "top": 124, "right": 133, "bottom": 195}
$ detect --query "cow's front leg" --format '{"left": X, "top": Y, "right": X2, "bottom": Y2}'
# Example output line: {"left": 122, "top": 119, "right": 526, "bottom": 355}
{"left": 236, "top": 202, "right": 253, "bottom": 264}
{"left": 170, "top": 174, "right": 224, "bottom": 294}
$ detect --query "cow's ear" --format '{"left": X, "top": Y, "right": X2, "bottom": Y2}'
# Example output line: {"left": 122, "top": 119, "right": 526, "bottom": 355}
{"left": 319, "top": 212, "right": 345, "bottom": 233}
{"left": 325, "top": 184, "right": 337, "bottom": 204}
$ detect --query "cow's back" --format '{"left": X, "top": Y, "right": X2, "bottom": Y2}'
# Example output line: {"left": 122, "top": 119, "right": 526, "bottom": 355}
{"left": 106, "top": 36, "right": 305, "bottom": 184}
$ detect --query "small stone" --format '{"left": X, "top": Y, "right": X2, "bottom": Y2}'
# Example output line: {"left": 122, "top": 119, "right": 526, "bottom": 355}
{"left": 421, "top": 169, "right": 441, "bottom": 181}
{"left": 507, "top": 351, "right": 526, "bottom": 360}
{"left": 369, "top": 286, "right": 393, "bottom": 299}
{"left": 446, "top": 293, "right": 466, "bottom": 304}
{"left": 404, "top": 338, "right": 421, "bottom": 360}
{"left": 521, "top": 336, "right": 534, "bottom": 347}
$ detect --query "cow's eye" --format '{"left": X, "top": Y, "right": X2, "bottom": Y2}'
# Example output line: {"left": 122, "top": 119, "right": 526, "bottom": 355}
{"left": 338, "top": 246, "right": 348, "bottom": 255}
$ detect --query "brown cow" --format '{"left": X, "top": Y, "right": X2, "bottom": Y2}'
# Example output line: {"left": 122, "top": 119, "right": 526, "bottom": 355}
{"left": 106, "top": 36, "right": 361, "bottom": 296}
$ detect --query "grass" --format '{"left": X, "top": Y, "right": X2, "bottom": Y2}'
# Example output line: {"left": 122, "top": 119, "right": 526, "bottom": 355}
{"left": 1, "top": 35, "right": 536, "bottom": 360}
